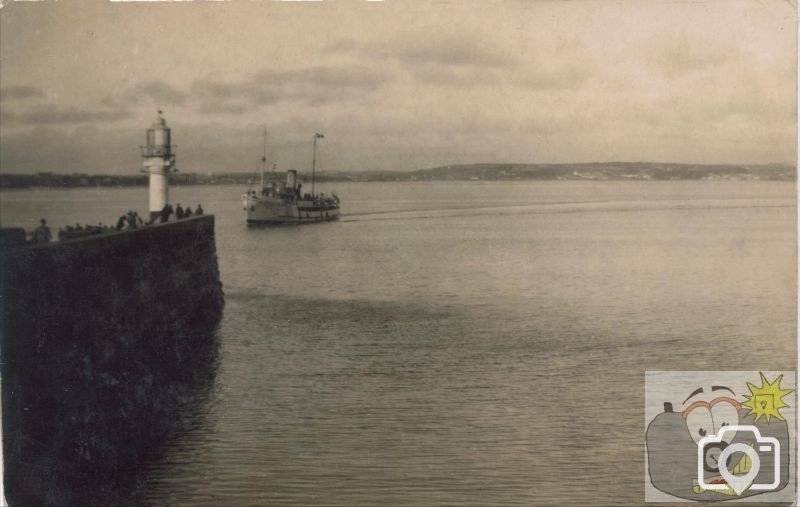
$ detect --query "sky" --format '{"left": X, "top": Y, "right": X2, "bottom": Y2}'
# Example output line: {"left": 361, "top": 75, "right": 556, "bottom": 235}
{"left": 0, "top": 0, "right": 796, "bottom": 174}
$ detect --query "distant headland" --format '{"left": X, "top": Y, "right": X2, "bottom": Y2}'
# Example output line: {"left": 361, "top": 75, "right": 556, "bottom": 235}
{"left": 0, "top": 162, "right": 795, "bottom": 189}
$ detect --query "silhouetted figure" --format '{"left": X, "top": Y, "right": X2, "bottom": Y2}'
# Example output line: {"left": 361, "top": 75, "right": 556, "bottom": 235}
{"left": 126, "top": 211, "right": 137, "bottom": 230}
{"left": 116, "top": 215, "right": 127, "bottom": 230}
{"left": 195, "top": 204, "right": 204, "bottom": 215}
{"left": 132, "top": 212, "right": 143, "bottom": 228}
{"left": 160, "top": 204, "right": 174, "bottom": 223}
{"left": 32, "top": 219, "right": 51, "bottom": 244}
{"left": 175, "top": 204, "right": 185, "bottom": 219}
{"left": 184, "top": 207, "right": 193, "bottom": 218}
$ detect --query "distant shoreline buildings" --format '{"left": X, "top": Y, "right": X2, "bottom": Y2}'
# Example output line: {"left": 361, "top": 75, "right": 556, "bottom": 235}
{"left": 0, "top": 163, "right": 795, "bottom": 188}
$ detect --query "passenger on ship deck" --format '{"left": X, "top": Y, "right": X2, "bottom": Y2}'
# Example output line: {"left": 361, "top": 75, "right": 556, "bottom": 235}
{"left": 176, "top": 204, "right": 185, "bottom": 219}
{"left": 116, "top": 215, "right": 127, "bottom": 230}
{"left": 184, "top": 206, "right": 193, "bottom": 218}
{"left": 195, "top": 204, "right": 204, "bottom": 215}
{"left": 32, "top": 218, "right": 51, "bottom": 244}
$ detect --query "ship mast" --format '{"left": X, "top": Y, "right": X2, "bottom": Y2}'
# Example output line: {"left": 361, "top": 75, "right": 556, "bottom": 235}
{"left": 311, "top": 132, "right": 324, "bottom": 198}
{"left": 260, "top": 126, "right": 267, "bottom": 191}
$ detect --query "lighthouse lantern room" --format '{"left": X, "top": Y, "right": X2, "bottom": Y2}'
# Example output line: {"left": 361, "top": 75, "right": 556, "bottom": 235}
{"left": 140, "top": 110, "right": 176, "bottom": 221}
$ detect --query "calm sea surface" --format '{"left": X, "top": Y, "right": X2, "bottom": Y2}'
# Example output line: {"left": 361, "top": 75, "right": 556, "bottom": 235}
{"left": 1, "top": 181, "right": 797, "bottom": 505}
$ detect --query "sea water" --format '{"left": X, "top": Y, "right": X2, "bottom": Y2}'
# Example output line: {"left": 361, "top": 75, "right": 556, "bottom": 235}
{"left": 0, "top": 181, "right": 796, "bottom": 505}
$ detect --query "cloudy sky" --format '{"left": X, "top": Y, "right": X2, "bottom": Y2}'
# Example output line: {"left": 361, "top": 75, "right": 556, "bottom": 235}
{"left": 0, "top": 0, "right": 796, "bottom": 174}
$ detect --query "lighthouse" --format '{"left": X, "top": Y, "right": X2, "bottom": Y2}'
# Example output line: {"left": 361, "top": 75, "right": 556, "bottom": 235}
{"left": 140, "top": 111, "right": 176, "bottom": 221}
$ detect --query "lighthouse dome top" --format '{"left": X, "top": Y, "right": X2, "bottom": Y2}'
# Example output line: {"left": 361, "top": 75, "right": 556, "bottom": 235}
{"left": 151, "top": 110, "right": 168, "bottom": 128}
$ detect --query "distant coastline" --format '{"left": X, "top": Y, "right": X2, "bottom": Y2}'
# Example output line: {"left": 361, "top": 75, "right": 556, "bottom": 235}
{"left": 0, "top": 162, "right": 795, "bottom": 189}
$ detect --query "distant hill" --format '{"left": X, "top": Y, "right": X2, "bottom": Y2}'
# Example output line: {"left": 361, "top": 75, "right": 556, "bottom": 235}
{"left": 0, "top": 163, "right": 795, "bottom": 188}
{"left": 393, "top": 162, "right": 796, "bottom": 182}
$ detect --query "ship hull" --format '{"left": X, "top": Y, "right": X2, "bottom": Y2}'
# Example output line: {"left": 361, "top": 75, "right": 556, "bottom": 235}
{"left": 243, "top": 194, "right": 340, "bottom": 224}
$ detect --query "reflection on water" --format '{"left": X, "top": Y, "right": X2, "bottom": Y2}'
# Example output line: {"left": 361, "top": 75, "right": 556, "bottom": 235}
{"left": 1, "top": 181, "right": 796, "bottom": 505}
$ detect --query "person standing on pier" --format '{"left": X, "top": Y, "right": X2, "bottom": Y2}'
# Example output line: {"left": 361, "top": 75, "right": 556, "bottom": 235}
{"left": 32, "top": 219, "right": 51, "bottom": 243}
{"left": 126, "top": 211, "right": 138, "bottom": 229}
{"left": 176, "top": 204, "right": 185, "bottom": 219}
{"left": 159, "top": 204, "right": 173, "bottom": 223}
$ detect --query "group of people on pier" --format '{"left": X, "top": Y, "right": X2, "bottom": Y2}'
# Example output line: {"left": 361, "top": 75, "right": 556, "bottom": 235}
{"left": 58, "top": 222, "right": 114, "bottom": 240}
{"left": 156, "top": 203, "right": 203, "bottom": 224}
{"left": 116, "top": 210, "right": 145, "bottom": 231}
{"left": 28, "top": 203, "right": 205, "bottom": 244}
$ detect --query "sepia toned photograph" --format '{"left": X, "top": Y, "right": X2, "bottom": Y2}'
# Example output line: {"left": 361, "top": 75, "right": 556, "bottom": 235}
{"left": 0, "top": 1, "right": 797, "bottom": 505}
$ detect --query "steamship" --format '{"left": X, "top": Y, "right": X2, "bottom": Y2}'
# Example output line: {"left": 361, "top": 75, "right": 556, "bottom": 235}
{"left": 242, "top": 132, "right": 340, "bottom": 224}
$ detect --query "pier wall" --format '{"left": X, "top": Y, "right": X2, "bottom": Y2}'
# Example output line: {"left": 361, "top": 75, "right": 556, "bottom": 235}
{"left": 0, "top": 215, "right": 224, "bottom": 506}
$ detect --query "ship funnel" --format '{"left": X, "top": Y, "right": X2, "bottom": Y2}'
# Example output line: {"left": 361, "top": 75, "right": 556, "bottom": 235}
{"left": 286, "top": 170, "right": 297, "bottom": 189}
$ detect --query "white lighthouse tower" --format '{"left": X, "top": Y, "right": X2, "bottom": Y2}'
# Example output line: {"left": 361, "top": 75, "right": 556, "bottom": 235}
{"left": 140, "top": 110, "right": 176, "bottom": 221}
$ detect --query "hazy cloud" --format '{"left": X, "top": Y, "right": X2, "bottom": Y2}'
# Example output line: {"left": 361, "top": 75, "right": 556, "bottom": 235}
{"left": 0, "top": 125, "right": 142, "bottom": 173}
{"left": 352, "top": 33, "right": 589, "bottom": 91}
{"left": 0, "top": 108, "right": 17, "bottom": 123}
{"left": 324, "top": 32, "right": 522, "bottom": 88}
{"left": 375, "top": 33, "right": 518, "bottom": 69}
{"left": 192, "top": 64, "right": 391, "bottom": 112}
{"left": 646, "top": 35, "right": 743, "bottom": 77}
{"left": 191, "top": 77, "right": 281, "bottom": 114}
{"left": 0, "top": 85, "right": 45, "bottom": 101}
{"left": 131, "top": 80, "right": 188, "bottom": 106}
{"left": 407, "top": 64, "right": 505, "bottom": 88}
{"left": 195, "top": 100, "right": 250, "bottom": 116}
{"left": 515, "top": 64, "right": 592, "bottom": 91}
{"left": 0, "top": 1, "right": 794, "bottom": 172}
{"left": 274, "top": 65, "right": 392, "bottom": 104}
{"left": 10, "top": 106, "right": 131, "bottom": 125}
{"left": 322, "top": 38, "right": 358, "bottom": 55}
